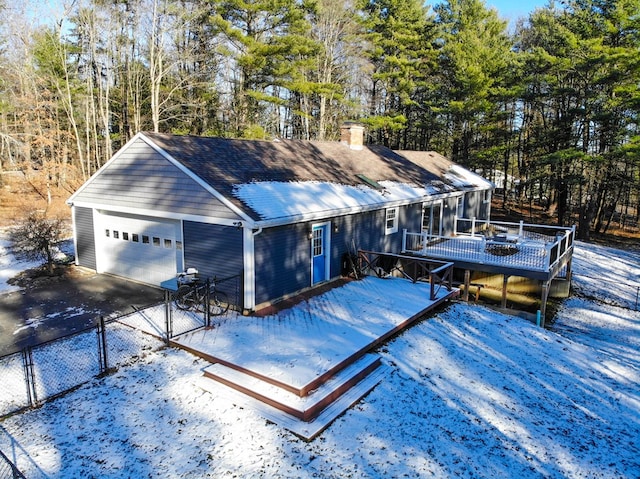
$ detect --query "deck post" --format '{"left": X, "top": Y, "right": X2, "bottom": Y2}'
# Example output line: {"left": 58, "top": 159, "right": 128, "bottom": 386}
{"left": 471, "top": 217, "right": 476, "bottom": 237}
{"left": 565, "top": 256, "right": 573, "bottom": 281}
{"left": 463, "top": 269, "right": 471, "bottom": 302}
{"left": 540, "top": 280, "right": 550, "bottom": 327}
{"left": 501, "top": 275, "right": 509, "bottom": 308}
{"left": 519, "top": 220, "right": 524, "bottom": 238}
{"left": 402, "top": 228, "right": 407, "bottom": 253}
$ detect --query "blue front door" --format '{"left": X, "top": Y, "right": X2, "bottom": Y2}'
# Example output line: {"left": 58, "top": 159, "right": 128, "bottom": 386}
{"left": 312, "top": 225, "right": 327, "bottom": 285}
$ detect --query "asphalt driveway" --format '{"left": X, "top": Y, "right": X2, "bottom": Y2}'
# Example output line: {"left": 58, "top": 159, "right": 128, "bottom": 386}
{"left": 0, "top": 268, "right": 163, "bottom": 356}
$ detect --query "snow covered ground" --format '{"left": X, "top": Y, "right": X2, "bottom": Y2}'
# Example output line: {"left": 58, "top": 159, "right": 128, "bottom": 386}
{"left": 0, "top": 228, "right": 74, "bottom": 294}
{"left": 0, "top": 240, "right": 639, "bottom": 478}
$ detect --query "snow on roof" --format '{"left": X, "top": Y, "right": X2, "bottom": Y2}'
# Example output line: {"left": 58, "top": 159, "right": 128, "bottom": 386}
{"left": 444, "top": 165, "right": 494, "bottom": 189}
{"left": 233, "top": 180, "right": 446, "bottom": 221}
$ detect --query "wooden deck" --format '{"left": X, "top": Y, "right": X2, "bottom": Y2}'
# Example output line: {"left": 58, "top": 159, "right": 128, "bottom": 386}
{"left": 166, "top": 276, "right": 458, "bottom": 440}
{"left": 402, "top": 226, "right": 575, "bottom": 281}
{"left": 401, "top": 220, "right": 576, "bottom": 324}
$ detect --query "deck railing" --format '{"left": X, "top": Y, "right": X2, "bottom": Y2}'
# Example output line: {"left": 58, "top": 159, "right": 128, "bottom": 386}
{"left": 402, "top": 218, "right": 575, "bottom": 273}
{"left": 356, "top": 250, "right": 454, "bottom": 300}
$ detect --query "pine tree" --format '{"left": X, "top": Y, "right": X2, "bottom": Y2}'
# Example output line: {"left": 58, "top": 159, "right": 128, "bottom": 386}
{"left": 358, "top": 0, "right": 435, "bottom": 148}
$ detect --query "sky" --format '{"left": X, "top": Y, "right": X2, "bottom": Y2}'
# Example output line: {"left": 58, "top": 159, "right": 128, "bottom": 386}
{"left": 425, "top": 0, "right": 551, "bottom": 24}
{"left": 18, "top": 0, "right": 554, "bottom": 33}
{"left": 485, "top": 0, "right": 550, "bottom": 20}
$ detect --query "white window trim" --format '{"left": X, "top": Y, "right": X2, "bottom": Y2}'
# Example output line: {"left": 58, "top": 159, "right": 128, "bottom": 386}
{"left": 310, "top": 221, "right": 332, "bottom": 286}
{"left": 385, "top": 207, "right": 399, "bottom": 235}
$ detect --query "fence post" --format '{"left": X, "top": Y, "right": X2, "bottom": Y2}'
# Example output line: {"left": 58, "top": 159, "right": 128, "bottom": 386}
{"left": 544, "top": 242, "right": 553, "bottom": 271}
{"left": 205, "top": 278, "right": 211, "bottom": 328}
{"left": 21, "top": 347, "right": 36, "bottom": 408}
{"left": 96, "top": 316, "right": 108, "bottom": 373}
{"left": 164, "top": 290, "right": 172, "bottom": 345}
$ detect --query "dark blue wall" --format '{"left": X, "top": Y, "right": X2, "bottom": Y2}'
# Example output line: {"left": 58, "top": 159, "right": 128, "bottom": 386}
{"left": 254, "top": 223, "right": 309, "bottom": 304}
{"left": 457, "top": 190, "right": 491, "bottom": 232}
{"left": 254, "top": 203, "right": 424, "bottom": 305}
{"left": 183, "top": 220, "right": 243, "bottom": 286}
{"left": 74, "top": 207, "right": 96, "bottom": 270}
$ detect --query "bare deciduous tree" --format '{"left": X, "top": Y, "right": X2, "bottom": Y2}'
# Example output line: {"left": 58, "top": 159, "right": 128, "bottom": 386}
{"left": 12, "top": 211, "right": 67, "bottom": 276}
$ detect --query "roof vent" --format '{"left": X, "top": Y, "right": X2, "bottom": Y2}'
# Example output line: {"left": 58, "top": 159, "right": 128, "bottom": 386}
{"left": 340, "top": 122, "right": 365, "bottom": 150}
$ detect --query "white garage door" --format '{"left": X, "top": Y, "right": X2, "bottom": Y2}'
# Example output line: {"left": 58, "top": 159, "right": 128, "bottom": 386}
{"left": 94, "top": 211, "right": 183, "bottom": 286}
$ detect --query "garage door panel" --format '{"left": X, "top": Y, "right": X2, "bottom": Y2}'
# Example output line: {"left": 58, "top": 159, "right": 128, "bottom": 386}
{"left": 95, "top": 212, "right": 183, "bottom": 286}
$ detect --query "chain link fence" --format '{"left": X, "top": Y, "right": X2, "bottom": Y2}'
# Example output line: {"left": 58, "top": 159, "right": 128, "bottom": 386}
{"left": 166, "top": 274, "right": 241, "bottom": 338}
{"left": 0, "top": 274, "right": 241, "bottom": 420}
{"left": 0, "top": 274, "right": 240, "bottom": 421}
{"left": 0, "top": 274, "right": 241, "bottom": 478}
{"left": 0, "top": 311, "right": 164, "bottom": 420}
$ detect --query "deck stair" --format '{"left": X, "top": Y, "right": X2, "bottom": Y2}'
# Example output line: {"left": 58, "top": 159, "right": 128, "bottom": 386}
{"left": 195, "top": 359, "right": 389, "bottom": 440}
{"left": 167, "top": 276, "right": 460, "bottom": 440}
{"left": 202, "top": 353, "right": 383, "bottom": 423}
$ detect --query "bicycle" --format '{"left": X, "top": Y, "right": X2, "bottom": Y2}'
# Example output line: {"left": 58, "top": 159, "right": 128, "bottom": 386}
{"left": 174, "top": 269, "right": 229, "bottom": 316}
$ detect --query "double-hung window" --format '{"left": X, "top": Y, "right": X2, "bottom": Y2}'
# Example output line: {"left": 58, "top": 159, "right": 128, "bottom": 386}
{"left": 385, "top": 207, "right": 399, "bottom": 235}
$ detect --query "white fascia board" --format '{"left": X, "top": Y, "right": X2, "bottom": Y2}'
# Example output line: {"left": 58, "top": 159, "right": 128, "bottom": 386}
{"left": 138, "top": 133, "right": 255, "bottom": 225}
{"left": 253, "top": 191, "right": 464, "bottom": 229}
{"left": 71, "top": 201, "right": 254, "bottom": 228}
{"left": 67, "top": 132, "right": 148, "bottom": 205}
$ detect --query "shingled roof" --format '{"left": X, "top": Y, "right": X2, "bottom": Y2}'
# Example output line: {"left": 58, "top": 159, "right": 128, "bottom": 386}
{"left": 138, "top": 132, "right": 493, "bottom": 223}
{"left": 144, "top": 132, "right": 445, "bottom": 193}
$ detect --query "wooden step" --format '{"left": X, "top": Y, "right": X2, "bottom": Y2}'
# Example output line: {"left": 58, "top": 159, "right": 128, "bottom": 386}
{"left": 202, "top": 353, "right": 382, "bottom": 422}
{"left": 195, "top": 363, "right": 389, "bottom": 441}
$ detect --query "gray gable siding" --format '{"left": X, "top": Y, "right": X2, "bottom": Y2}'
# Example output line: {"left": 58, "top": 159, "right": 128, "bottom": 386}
{"left": 74, "top": 206, "right": 96, "bottom": 270}
{"left": 73, "top": 138, "right": 242, "bottom": 221}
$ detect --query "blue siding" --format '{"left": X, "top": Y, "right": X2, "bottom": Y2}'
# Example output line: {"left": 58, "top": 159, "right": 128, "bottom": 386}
{"left": 441, "top": 197, "right": 458, "bottom": 235}
{"left": 465, "top": 190, "right": 490, "bottom": 220}
{"left": 74, "top": 207, "right": 96, "bottom": 270}
{"left": 183, "top": 221, "right": 243, "bottom": 292}
{"left": 456, "top": 191, "right": 491, "bottom": 233}
{"left": 254, "top": 203, "right": 423, "bottom": 305}
{"left": 254, "top": 223, "right": 309, "bottom": 305}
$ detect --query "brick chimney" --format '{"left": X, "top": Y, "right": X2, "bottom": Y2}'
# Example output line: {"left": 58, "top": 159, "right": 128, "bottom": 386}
{"left": 340, "top": 122, "right": 365, "bottom": 150}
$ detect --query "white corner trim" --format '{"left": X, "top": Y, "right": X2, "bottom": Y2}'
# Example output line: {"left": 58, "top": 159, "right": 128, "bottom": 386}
{"left": 243, "top": 227, "right": 257, "bottom": 311}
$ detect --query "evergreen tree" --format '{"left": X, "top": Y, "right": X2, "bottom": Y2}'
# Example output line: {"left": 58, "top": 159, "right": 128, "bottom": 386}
{"left": 433, "top": 0, "right": 513, "bottom": 164}
{"left": 358, "top": 0, "right": 435, "bottom": 148}
{"left": 210, "top": 0, "right": 318, "bottom": 138}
